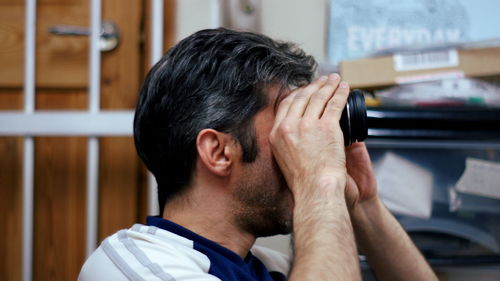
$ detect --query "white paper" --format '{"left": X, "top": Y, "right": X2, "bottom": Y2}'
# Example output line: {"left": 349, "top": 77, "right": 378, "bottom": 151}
{"left": 456, "top": 158, "right": 500, "bottom": 200}
{"left": 376, "top": 152, "right": 433, "bottom": 219}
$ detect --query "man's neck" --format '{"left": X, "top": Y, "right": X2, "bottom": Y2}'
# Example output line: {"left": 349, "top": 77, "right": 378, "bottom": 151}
{"left": 162, "top": 190, "right": 256, "bottom": 258}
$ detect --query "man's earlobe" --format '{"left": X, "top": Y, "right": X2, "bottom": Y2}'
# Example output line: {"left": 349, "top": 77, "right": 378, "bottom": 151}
{"left": 196, "top": 129, "right": 233, "bottom": 176}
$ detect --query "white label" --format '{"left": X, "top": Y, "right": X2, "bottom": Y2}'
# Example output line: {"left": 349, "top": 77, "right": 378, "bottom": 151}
{"left": 456, "top": 158, "right": 500, "bottom": 200}
{"left": 393, "top": 49, "right": 459, "bottom": 71}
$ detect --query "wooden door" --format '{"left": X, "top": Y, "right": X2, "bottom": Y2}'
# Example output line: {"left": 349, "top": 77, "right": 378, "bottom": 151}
{"left": 0, "top": 1, "right": 175, "bottom": 280}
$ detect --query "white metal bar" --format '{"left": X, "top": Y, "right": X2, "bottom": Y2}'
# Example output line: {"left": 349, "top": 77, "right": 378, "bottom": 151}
{"left": 0, "top": 111, "right": 134, "bottom": 136}
{"left": 86, "top": 0, "right": 102, "bottom": 257}
{"left": 24, "top": 0, "right": 36, "bottom": 114}
{"left": 23, "top": 1, "right": 36, "bottom": 281}
{"left": 148, "top": 0, "right": 165, "bottom": 216}
{"left": 151, "top": 0, "right": 164, "bottom": 66}
{"left": 89, "top": 0, "right": 101, "bottom": 114}
{"left": 86, "top": 137, "right": 99, "bottom": 256}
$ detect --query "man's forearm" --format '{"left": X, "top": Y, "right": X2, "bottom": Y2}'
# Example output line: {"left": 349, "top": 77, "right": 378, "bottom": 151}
{"left": 288, "top": 179, "right": 362, "bottom": 281}
{"left": 350, "top": 196, "right": 438, "bottom": 281}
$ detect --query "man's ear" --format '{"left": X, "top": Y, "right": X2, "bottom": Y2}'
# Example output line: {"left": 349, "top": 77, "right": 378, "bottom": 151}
{"left": 196, "top": 129, "right": 236, "bottom": 177}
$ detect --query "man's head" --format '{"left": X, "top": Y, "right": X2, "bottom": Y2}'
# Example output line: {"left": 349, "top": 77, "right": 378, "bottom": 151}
{"left": 134, "top": 28, "right": 316, "bottom": 234}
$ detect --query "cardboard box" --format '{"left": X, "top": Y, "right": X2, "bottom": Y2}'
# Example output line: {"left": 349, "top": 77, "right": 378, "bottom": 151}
{"left": 340, "top": 46, "right": 500, "bottom": 89}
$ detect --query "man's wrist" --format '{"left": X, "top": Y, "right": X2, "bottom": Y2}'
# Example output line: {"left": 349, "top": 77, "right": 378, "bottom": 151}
{"left": 349, "top": 195, "right": 385, "bottom": 229}
{"left": 292, "top": 174, "right": 347, "bottom": 205}
{"left": 291, "top": 174, "right": 361, "bottom": 281}
{"left": 291, "top": 174, "right": 350, "bottom": 233}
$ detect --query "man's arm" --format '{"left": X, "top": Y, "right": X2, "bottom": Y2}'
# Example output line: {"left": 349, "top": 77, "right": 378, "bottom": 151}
{"left": 345, "top": 142, "right": 438, "bottom": 281}
{"left": 270, "top": 74, "right": 362, "bottom": 281}
{"left": 351, "top": 196, "right": 438, "bottom": 280}
{"left": 289, "top": 177, "right": 361, "bottom": 281}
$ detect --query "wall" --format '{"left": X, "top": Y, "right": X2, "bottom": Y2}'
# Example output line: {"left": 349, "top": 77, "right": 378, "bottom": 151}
{"left": 261, "top": 0, "right": 328, "bottom": 63}
{"left": 175, "top": 0, "right": 328, "bottom": 63}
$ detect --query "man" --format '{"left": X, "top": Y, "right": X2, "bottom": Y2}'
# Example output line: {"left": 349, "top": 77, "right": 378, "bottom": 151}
{"left": 79, "top": 28, "right": 438, "bottom": 281}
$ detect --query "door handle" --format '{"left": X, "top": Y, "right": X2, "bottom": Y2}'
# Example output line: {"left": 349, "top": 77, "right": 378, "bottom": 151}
{"left": 48, "top": 21, "right": 119, "bottom": 52}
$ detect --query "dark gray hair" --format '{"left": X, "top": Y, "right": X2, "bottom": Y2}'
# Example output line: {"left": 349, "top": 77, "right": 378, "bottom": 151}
{"left": 134, "top": 28, "right": 316, "bottom": 213}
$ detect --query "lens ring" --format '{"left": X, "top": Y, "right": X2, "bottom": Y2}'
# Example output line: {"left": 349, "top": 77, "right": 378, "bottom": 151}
{"left": 345, "top": 101, "right": 352, "bottom": 146}
{"left": 352, "top": 90, "right": 367, "bottom": 142}
{"left": 348, "top": 90, "right": 368, "bottom": 144}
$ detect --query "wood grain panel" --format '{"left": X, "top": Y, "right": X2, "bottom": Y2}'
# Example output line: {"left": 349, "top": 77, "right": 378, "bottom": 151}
{"left": 101, "top": 0, "right": 141, "bottom": 110}
{"left": 33, "top": 73, "right": 88, "bottom": 281}
{"left": 34, "top": 136, "right": 86, "bottom": 281}
{"left": 0, "top": 2, "right": 89, "bottom": 88}
{"left": 0, "top": 0, "right": 79, "bottom": 4}
{"left": 0, "top": 0, "right": 174, "bottom": 280}
{"left": 0, "top": 89, "right": 23, "bottom": 110}
{"left": 96, "top": 0, "right": 144, "bottom": 240}
{"left": 0, "top": 4, "right": 24, "bottom": 88}
{"left": 0, "top": 137, "right": 23, "bottom": 281}
{"left": 35, "top": 89, "right": 87, "bottom": 110}
{"left": 0, "top": 41, "right": 23, "bottom": 280}
{"left": 98, "top": 137, "right": 141, "bottom": 240}
{"left": 30, "top": 0, "right": 89, "bottom": 268}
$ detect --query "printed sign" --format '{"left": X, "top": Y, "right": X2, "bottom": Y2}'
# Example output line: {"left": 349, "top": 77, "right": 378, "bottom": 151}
{"left": 328, "top": 0, "right": 500, "bottom": 65}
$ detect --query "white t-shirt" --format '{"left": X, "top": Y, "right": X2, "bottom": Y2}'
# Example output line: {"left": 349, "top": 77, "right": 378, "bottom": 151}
{"left": 79, "top": 217, "right": 290, "bottom": 281}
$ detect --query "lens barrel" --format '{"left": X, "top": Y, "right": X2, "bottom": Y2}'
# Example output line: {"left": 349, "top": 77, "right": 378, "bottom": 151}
{"left": 340, "top": 89, "right": 368, "bottom": 146}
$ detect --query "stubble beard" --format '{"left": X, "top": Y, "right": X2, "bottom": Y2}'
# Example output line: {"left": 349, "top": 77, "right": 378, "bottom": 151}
{"left": 231, "top": 160, "right": 294, "bottom": 238}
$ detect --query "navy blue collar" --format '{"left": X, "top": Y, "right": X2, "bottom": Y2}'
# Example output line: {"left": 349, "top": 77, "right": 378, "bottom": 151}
{"left": 146, "top": 216, "right": 254, "bottom": 265}
{"left": 146, "top": 216, "right": 285, "bottom": 281}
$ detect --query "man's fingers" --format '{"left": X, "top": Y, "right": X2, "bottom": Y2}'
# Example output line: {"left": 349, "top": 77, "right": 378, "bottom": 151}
{"left": 303, "top": 73, "right": 341, "bottom": 119}
{"left": 273, "top": 75, "right": 349, "bottom": 133}
{"left": 285, "top": 76, "right": 328, "bottom": 118}
{"left": 274, "top": 90, "right": 297, "bottom": 127}
{"left": 324, "top": 81, "right": 350, "bottom": 121}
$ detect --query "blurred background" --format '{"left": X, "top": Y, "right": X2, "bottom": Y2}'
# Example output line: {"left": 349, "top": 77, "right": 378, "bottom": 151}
{"left": 1, "top": 0, "right": 500, "bottom": 280}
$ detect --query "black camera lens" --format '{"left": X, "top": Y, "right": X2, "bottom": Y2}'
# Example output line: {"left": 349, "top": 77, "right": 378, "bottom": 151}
{"left": 340, "top": 89, "right": 368, "bottom": 146}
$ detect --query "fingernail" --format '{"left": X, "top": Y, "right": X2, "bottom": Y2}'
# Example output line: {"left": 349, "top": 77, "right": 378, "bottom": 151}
{"left": 340, "top": 81, "right": 349, "bottom": 88}
{"left": 319, "top": 75, "right": 328, "bottom": 81}
{"left": 329, "top": 73, "right": 340, "bottom": 80}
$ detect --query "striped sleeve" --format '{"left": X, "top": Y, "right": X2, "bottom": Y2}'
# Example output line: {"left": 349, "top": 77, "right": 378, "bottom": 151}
{"left": 79, "top": 226, "right": 221, "bottom": 281}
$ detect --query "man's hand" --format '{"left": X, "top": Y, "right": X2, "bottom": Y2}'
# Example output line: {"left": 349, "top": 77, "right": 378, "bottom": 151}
{"left": 269, "top": 74, "right": 349, "bottom": 198}
{"left": 345, "top": 142, "right": 378, "bottom": 209}
{"left": 270, "top": 74, "right": 362, "bottom": 281}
